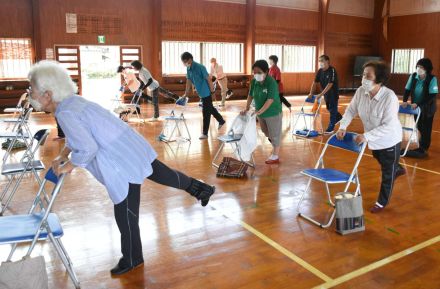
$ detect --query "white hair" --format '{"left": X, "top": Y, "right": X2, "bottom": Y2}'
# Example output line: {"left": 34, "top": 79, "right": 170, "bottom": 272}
{"left": 28, "top": 60, "right": 78, "bottom": 102}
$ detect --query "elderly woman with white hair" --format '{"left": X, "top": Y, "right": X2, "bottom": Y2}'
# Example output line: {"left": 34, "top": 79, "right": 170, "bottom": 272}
{"left": 27, "top": 60, "right": 215, "bottom": 276}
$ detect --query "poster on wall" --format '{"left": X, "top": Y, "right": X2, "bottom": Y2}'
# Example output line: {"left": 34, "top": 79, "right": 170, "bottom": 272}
{"left": 66, "top": 13, "right": 77, "bottom": 33}
{"left": 45, "top": 48, "right": 54, "bottom": 60}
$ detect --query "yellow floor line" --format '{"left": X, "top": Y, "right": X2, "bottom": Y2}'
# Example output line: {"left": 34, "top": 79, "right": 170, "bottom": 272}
{"left": 305, "top": 138, "right": 440, "bottom": 175}
{"left": 311, "top": 235, "right": 440, "bottom": 289}
{"left": 210, "top": 205, "right": 333, "bottom": 283}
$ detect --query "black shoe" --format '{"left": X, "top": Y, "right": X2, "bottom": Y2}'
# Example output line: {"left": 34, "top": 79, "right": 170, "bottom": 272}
{"left": 395, "top": 166, "right": 406, "bottom": 179}
{"left": 186, "top": 179, "right": 215, "bottom": 206}
{"left": 110, "top": 258, "right": 144, "bottom": 276}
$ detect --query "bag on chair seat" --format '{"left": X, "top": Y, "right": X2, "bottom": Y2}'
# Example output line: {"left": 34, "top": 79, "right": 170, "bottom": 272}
{"left": 335, "top": 193, "right": 365, "bottom": 235}
{"left": 0, "top": 256, "right": 49, "bottom": 289}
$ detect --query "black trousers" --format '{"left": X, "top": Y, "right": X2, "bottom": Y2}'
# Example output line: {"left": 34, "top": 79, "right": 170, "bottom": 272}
{"left": 416, "top": 112, "right": 434, "bottom": 151}
{"left": 55, "top": 118, "right": 65, "bottom": 138}
{"left": 324, "top": 95, "right": 342, "bottom": 128}
{"left": 372, "top": 142, "right": 401, "bottom": 207}
{"left": 201, "top": 96, "right": 225, "bottom": 135}
{"left": 279, "top": 93, "right": 291, "bottom": 108}
{"left": 113, "top": 159, "right": 192, "bottom": 266}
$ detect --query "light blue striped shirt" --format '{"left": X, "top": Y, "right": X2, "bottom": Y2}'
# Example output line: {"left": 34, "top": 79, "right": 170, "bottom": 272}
{"left": 55, "top": 96, "right": 158, "bottom": 204}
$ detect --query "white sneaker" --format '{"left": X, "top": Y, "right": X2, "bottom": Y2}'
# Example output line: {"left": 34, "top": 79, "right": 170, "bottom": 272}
{"left": 199, "top": 134, "right": 208, "bottom": 140}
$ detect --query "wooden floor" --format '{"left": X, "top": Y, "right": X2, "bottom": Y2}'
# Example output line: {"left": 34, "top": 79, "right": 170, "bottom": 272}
{"left": 0, "top": 95, "right": 439, "bottom": 289}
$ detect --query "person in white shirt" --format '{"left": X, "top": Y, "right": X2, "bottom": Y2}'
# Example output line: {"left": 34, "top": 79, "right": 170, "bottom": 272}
{"left": 210, "top": 58, "right": 233, "bottom": 107}
{"left": 131, "top": 60, "right": 160, "bottom": 121}
{"left": 336, "top": 61, "right": 405, "bottom": 213}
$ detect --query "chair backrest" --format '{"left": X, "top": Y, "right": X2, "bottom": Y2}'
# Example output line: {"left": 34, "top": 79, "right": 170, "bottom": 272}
{"left": 20, "top": 129, "right": 50, "bottom": 163}
{"left": 176, "top": 96, "right": 188, "bottom": 107}
{"left": 399, "top": 105, "right": 420, "bottom": 116}
{"left": 305, "top": 95, "right": 320, "bottom": 104}
{"left": 327, "top": 132, "right": 365, "bottom": 153}
{"left": 29, "top": 168, "right": 66, "bottom": 214}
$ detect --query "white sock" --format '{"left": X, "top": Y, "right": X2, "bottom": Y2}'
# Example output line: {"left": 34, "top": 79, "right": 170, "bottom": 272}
{"left": 375, "top": 202, "right": 383, "bottom": 208}
{"left": 269, "top": 154, "right": 279, "bottom": 160}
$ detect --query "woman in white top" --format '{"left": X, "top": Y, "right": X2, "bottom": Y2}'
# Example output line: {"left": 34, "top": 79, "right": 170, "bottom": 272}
{"left": 131, "top": 60, "right": 160, "bottom": 120}
{"left": 337, "top": 61, "right": 405, "bottom": 213}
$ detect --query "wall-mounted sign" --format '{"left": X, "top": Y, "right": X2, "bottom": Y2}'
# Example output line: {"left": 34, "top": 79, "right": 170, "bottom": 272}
{"left": 66, "top": 13, "right": 77, "bottom": 33}
{"left": 45, "top": 48, "right": 54, "bottom": 60}
{"left": 98, "top": 35, "right": 105, "bottom": 44}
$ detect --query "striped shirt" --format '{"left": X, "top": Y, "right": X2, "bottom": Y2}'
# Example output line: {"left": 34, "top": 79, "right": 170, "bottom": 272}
{"left": 55, "top": 95, "right": 158, "bottom": 204}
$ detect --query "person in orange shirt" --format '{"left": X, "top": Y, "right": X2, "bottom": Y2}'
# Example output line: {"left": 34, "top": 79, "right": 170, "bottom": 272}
{"left": 269, "top": 55, "right": 291, "bottom": 111}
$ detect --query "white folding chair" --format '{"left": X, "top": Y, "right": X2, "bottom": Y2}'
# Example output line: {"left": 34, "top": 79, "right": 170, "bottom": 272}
{"left": 297, "top": 132, "right": 367, "bottom": 228}
{"left": 158, "top": 97, "right": 191, "bottom": 143}
{"left": 0, "top": 169, "right": 80, "bottom": 288}
{"left": 0, "top": 129, "right": 50, "bottom": 215}
{"left": 292, "top": 95, "right": 323, "bottom": 137}
{"left": 0, "top": 108, "right": 33, "bottom": 160}
{"left": 116, "top": 89, "right": 143, "bottom": 122}
{"left": 212, "top": 113, "right": 256, "bottom": 168}
{"left": 399, "top": 105, "right": 421, "bottom": 157}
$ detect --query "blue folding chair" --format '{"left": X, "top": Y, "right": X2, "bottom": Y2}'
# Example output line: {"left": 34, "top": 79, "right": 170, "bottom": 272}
{"left": 297, "top": 132, "right": 367, "bottom": 228}
{"left": 0, "top": 129, "right": 50, "bottom": 215}
{"left": 399, "top": 105, "right": 421, "bottom": 157}
{"left": 158, "top": 96, "right": 191, "bottom": 142}
{"left": 292, "top": 95, "right": 322, "bottom": 137}
{"left": 0, "top": 168, "right": 80, "bottom": 288}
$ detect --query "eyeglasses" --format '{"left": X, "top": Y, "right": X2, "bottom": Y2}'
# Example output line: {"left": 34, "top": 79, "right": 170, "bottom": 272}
{"left": 26, "top": 86, "right": 32, "bottom": 96}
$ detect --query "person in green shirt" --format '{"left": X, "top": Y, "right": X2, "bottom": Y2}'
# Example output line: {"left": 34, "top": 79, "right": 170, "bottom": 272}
{"left": 403, "top": 58, "right": 438, "bottom": 158}
{"left": 241, "top": 60, "right": 282, "bottom": 164}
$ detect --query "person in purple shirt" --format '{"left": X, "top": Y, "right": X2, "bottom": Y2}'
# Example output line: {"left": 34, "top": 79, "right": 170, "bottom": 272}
{"left": 27, "top": 60, "right": 215, "bottom": 276}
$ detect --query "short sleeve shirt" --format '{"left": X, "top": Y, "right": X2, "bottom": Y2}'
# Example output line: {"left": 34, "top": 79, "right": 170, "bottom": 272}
{"left": 314, "top": 66, "right": 339, "bottom": 99}
{"left": 187, "top": 62, "right": 211, "bottom": 98}
{"left": 269, "top": 65, "right": 284, "bottom": 93}
{"left": 249, "top": 75, "right": 282, "bottom": 118}
{"left": 405, "top": 74, "right": 439, "bottom": 103}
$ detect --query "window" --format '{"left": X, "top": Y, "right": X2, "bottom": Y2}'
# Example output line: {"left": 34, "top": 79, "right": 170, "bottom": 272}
{"left": 255, "top": 44, "right": 316, "bottom": 73}
{"left": 391, "top": 49, "right": 424, "bottom": 74}
{"left": 162, "top": 41, "right": 243, "bottom": 75}
{"left": 0, "top": 38, "right": 33, "bottom": 79}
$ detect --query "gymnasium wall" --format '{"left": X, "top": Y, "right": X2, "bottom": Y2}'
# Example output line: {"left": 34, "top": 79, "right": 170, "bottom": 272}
{"left": 0, "top": 0, "right": 33, "bottom": 38}
{"left": 375, "top": 0, "right": 440, "bottom": 94}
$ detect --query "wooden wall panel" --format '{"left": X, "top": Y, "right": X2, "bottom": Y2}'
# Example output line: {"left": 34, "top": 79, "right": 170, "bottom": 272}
{"left": 35, "top": 0, "right": 155, "bottom": 69}
{"left": 0, "top": 0, "right": 33, "bottom": 38}
{"left": 325, "top": 13, "right": 375, "bottom": 89}
{"left": 161, "top": 0, "right": 247, "bottom": 42}
{"left": 376, "top": 9, "right": 440, "bottom": 94}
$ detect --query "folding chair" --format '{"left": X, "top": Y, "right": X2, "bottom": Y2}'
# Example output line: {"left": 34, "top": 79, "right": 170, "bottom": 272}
{"left": 3, "top": 92, "right": 29, "bottom": 117}
{"left": 297, "top": 132, "right": 367, "bottom": 228}
{"left": 0, "top": 108, "right": 33, "bottom": 158}
{"left": 212, "top": 113, "right": 256, "bottom": 168}
{"left": 0, "top": 169, "right": 80, "bottom": 288}
{"left": 292, "top": 95, "right": 323, "bottom": 137}
{"left": 0, "top": 129, "right": 50, "bottom": 215}
{"left": 1, "top": 98, "right": 31, "bottom": 125}
{"left": 158, "top": 97, "right": 191, "bottom": 143}
{"left": 116, "top": 89, "right": 143, "bottom": 122}
{"left": 399, "top": 105, "right": 421, "bottom": 157}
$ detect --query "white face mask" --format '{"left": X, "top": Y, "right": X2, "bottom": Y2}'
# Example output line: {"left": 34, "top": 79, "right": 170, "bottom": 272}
{"left": 254, "top": 73, "right": 265, "bottom": 82}
{"left": 29, "top": 98, "right": 43, "bottom": 111}
{"left": 417, "top": 67, "right": 426, "bottom": 76}
{"left": 319, "top": 62, "right": 325, "bottom": 69}
{"left": 361, "top": 78, "right": 375, "bottom": 92}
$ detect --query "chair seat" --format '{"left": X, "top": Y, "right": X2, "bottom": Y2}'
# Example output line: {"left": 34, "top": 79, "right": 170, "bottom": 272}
{"left": 218, "top": 134, "right": 243, "bottom": 143}
{"left": 2, "top": 118, "right": 26, "bottom": 123}
{"left": 0, "top": 131, "right": 30, "bottom": 138}
{"left": 0, "top": 213, "right": 63, "bottom": 244}
{"left": 2, "top": 160, "right": 45, "bottom": 175}
{"left": 301, "top": 168, "right": 352, "bottom": 183}
{"left": 165, "top": 115, "right": 184, "bottom": 121}
{"left": 3, "top": 108, "right": 22, "bottom": 113}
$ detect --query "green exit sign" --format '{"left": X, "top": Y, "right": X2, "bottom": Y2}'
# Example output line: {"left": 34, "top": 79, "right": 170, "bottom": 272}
{"left": 98, "top": 35, "right": 105, "bottom": 44}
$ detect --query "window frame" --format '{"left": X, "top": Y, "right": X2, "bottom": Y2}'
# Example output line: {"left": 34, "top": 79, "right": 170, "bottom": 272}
{"left": 391, "top": 48, "right": 425, "bottom": 74}
{"left": 0, "top": 38, "right": 34, "bottom": 80}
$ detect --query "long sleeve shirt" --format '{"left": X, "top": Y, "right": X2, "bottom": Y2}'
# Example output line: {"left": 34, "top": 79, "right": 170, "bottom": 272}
{"left": 55, "top": 95, "right": 158, "bottom": 204}
{"left": 339, "top": 86, "right": 402, "bottom": 150}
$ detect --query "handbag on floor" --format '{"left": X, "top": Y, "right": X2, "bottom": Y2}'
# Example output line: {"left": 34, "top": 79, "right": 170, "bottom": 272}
{"left": 335, "top": 192, "right": 365, "bottom": 235}
{"left": 216, "top": 157, "right": 249, "bottom": 178}
{"left": 0, "top": 256, "right": 49, "bottom": 289}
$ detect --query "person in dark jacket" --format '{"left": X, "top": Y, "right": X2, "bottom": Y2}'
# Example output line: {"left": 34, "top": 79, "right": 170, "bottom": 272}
{"left": 402, "top": 58, "right": 438, "bottom": 158}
